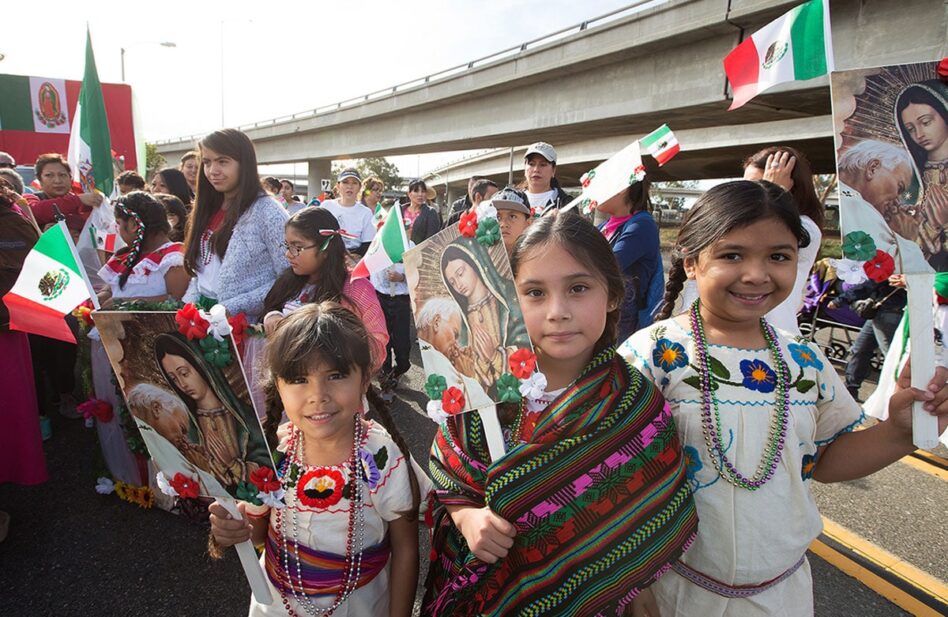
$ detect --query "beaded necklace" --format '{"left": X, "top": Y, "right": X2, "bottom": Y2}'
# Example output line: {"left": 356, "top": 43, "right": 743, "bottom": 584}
{"left": 200, "top": 209, "right": 226, "bottom": 266}
{"left": 276, "top": 416, "right": 366, "bottom": 616}
{"left": 688, "top": 300, "right": 790, "bottom": 490}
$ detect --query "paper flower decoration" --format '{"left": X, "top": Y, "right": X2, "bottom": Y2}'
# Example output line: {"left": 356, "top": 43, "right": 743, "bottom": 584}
{"left": 228, "top": 313, "right": 249, "bottom": 346}
{"left": 519, "top": 371, "right": 548, "bottom": 400}
{"left": 459, "top": 211, "right": 479, "bottom": 237}
{"left": 863, "top": 250, "right": 895, "bottom": 283}
{"left": 155, "top": 471, "right": 177, "bottom": 497}
{"left": 250, "top": 466, "right": 282, "bottom": 493}
{"left": 830, "top": 258, "right": 869, "bottom": 285}
{"left": 426, "top": 400, "right": 449, "bottom": 424}
{"left": 72, "top": 305, "right": 94, "bottom": 327}
{"left": 475, "top": 202, "right": 497, "bottom": 222}
{"left": 508, "top": 348, "right": 537, "bottom": 379}
{"left": 259, "top": 488, "right": 286, "bottom": 509}
{"left": 205, "top": 304, "right": 234, "bottom": 341}
{"left": 441, "top": 387, "right": 466, "bottom": 414}
{"left": 169, "top": 472, "right": 200, "bottom": 499}
{"left": 78, "top": 398, "right": 114, "bottom": 423}
{"left": 939, "top": 57, "right": 948, "bottom": 83}
{"left": 475, "top": 217, "right": 501, "bottom": 246}
{"left": 199, "top": 335, "right": 233, "bottom": 368}
{"left": 236, "top": 480, "right": 264, "bottom": 506}
{"left": 424, "top": 374, "right": 448, "bottom": 401}
{"left": 95, "top": 477, "right": 115, "bottom": 495}
{"left": 175, "top": 304, "right": 209, "bottom": 340}
{"left": 580, "top": 170, "right": 596, "bottom": 188}
{"left": 496, "top": 373, "right": 522, "bottom": 403}
{"left": 841, "top": 231, "right": 877, "bottom": 261}
{"left": 631, "top": 164, "right": 646, "bottom": 184}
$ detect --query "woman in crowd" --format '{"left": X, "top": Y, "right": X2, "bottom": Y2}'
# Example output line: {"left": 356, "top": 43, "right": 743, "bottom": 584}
{"left": 151, "top": 168, "right": 194, "bottom": 208}
{"left": 154, "top": 193, "right": 189, "bottom": 243}
{"left": 405, "top": 178, "right": 442, "bottom": 245}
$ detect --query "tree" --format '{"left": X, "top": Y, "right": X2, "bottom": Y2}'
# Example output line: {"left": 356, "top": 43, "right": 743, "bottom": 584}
{"left": 331, "top": 157, "right": 402, "bottom": 189}
{"left": 145, "top": 143, "right": 166, "bottom": 178}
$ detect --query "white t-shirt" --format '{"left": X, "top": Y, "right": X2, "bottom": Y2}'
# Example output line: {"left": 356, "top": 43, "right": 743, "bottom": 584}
{"left": 526, "top": 189, "right": 557, "bottom": 209}
{"left": 321, "top": 199, "right": 377, "bottom": 250}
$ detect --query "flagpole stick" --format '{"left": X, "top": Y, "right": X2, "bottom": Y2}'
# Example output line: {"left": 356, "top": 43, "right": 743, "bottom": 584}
{"left": 904, "top": 273, "right": 940, "bottom": 450}
{"left": 217, "top": 497, "right": 274, "bottom": 605}
{"left": 477, "top": 405, "right": 506, "bottom": 461}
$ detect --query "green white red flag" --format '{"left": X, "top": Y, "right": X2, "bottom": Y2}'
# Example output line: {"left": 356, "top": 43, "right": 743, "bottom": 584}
{"left": 351, "top": 205, "right": 409, "bottom": 279}
{"left": 640, "top": 124, "right": 680, "bottom": 166}
{"left": 3, "top": 221, "right": 96, "bottom": 343}
{"left": 724, "top": 0, "right": 833, "bottom": 110}
{"left": 67, "top": 27, "right": 115, "bottom": 196}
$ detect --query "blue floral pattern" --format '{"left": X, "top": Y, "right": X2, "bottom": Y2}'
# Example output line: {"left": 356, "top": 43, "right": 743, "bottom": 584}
{"left": 788, "top": 343, "right": 824, "bottom": 371}
{"left": 801, "top": 453, "right": 817, "bottom": 480}
{"left": 653, "top": 338, "right": 689, "bottom": 372}
{"left": 740, "top": 359, "right": 777, "bottom": 393}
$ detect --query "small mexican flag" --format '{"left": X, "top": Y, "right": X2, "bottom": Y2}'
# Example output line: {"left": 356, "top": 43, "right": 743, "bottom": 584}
{"left": 3, "top": 221, "right": 95, "bottom": 343}
{"left": 67, "top": 27, "right": 114, "bottom": 196}
{"left": 351, "top": 205, "right": 409, "bottom": 279}
{"left": 640, "top": 124, "right": 680, "bottom": 166}
{"left": 723, "top": 0, "right": 833, "bottom": 110}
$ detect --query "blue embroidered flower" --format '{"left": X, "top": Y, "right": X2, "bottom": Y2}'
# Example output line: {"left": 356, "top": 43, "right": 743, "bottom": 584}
{"left": 683, "top": 445, "right": 702, "bottom": 480}
{"left": 660, "top": 376, "right": 670, "bottom": 387}
{"left": 788, "top": 343, "right": 824, "bottom": 371}
{"left": 801, "top": 453, "right": 817, "bottom": 480}
{"left": 652, "top": 338, "right": 689, "bottom": 372}
{"left": 740, "top": 359, "right": 777, "bottom": 393}
{"left": 359, "top": 448, "right": 381, "bottom": 489}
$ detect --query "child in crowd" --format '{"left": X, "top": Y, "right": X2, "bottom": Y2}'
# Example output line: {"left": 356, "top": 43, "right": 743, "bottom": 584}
{"left": 619, "top": 180, "right": 948, "bottom": 616}
{"left": 154, "top": 193, "right": 189, "bottom": 243}
{"left": 94, "top": 191, "right": 188, "bottom": 485}
{"left": 182, "top": 129, "right": 288, "bottom": 320}
{"left": 321, "top": 168, "right": 376, "bottom": 257}
{"left": 209, "top": 302, "right": 430, "bottom": 617}
{"left": 424, "top": 213, "right": 698, "bottom": 615}
{"left": 490, "top": 186, "right": 532, "bottom": 256}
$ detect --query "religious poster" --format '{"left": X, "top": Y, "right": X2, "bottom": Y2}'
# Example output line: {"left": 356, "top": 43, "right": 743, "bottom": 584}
{"left": 95, "top": 308, "right": 279, "bottom": 503}
{"left": 830, "top": 61, "right": 946, "bottom": 276}
{"left": 403, "top": 216, "right": 538, "bottom": 420}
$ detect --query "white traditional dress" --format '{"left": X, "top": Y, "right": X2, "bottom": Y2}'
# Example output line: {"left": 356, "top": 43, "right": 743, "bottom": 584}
{"left": 619, "top": 317, "right": 863, "bottom": 617}
{"left": 249, "top": 421, "right": 432, "bottom": 617}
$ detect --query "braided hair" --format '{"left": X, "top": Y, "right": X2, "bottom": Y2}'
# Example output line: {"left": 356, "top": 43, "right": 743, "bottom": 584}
{"left": 113, "top": 191, "right": 172, "bottom": 290}
{"left": 261, "top": 302, "right": 421, "bottom": 521}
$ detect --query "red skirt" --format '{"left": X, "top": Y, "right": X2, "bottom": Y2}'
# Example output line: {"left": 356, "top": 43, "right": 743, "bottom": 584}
{"left": 0, "top": 330, "right": 48, "bottom": 485}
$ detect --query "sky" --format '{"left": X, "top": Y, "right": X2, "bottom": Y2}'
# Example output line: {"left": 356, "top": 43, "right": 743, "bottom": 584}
{"left": 3, "top": 0, "right": 644, "bottom": 177}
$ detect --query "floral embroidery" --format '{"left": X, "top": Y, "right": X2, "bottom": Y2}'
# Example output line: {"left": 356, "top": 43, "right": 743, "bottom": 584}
{"left": 683, "top": 445, "right": 702, "bottom": 481}
{"left": 801, "top": 453, "right": 817, "bottom": 480}
{"left": 653, "top": 338, "right": 689, "bottom": 372}
{"left": 863, "top": 250, "right": 895, "bottom": 283}
{"left": 359, "top": 448, "right": 382, "bottom": 489}
{"left": 297, "top": 468, "right": 346, "bottom": 509}
{"left": 841, "top": 231, "right": 877, "bottom": 261}
{"left": 739, "top": 359, "right": 777, "bottom": 393}
{"left": 788, "top": 343, "right": 824, "bottom": 371}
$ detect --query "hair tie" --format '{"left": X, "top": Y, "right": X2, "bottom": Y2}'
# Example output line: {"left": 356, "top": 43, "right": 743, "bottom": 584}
{"left": 117, "top": 204, "right": 145, "bottom": 267}
{"left": 318, "top": 228, "right": 358, "bottom": 240}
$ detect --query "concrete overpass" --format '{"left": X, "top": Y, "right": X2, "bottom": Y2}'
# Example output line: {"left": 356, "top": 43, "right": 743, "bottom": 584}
{"left": 155, "top": 0, "right": 948, "bottom": 199}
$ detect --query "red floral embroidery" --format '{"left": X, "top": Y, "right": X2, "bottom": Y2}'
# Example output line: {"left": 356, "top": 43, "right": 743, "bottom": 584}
{"left": 250, "top": 466, "right": 281, "bottom": 493}
{"left": 175, "top": 304, "right": 209, "bottom": 340}
{"left": 169, "top": 473, "right": 200, "bottom": 499}
{"left": 228, "top": 313, "right": 249, "bottom": 346}
{"left": 297, "top": 468, "right": 345, "bottom": 509}
{"left": 458, "top": 211, "right": 478, "bottom": 237}
{"left": 508, "top": 348, "right": 537, "bottom": 379}
{"left": 441, "top": 387, "right": 466, "bottom": 414}
{"left": 863, "top": 250, "right": 895, "bottom": 283}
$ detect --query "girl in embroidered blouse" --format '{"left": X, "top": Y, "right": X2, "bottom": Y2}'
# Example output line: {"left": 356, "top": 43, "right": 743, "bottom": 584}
{"left": 208, "top": 302, "right": 430, "bottom": 617}
{"left": 618, "top": 180, "right": 948, "bottom": 616}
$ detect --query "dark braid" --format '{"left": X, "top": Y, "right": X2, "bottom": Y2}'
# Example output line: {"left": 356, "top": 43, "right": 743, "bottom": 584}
{"left": 113, "top": 191, "right": 172, "bottom": 290}
{"left": 262, "top": 378, "right": 284, "bottom": 451}
{"left": 655, "top": 256, "right": 688, "bottom": 321}
{"left": 365, "top": 386, "right": 421, "bottom": 522}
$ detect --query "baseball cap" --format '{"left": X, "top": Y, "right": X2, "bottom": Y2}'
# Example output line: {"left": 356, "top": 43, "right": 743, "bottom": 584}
{"left": 489, "top": 187, "right": 531, "bottom": 215}
{"left": 0, "top": 152, "right": 15, "bottom": 168}
{"left": 337, "top": 168, "right": 362, "bottom": 183}
{"left": 524, "top": 142, "right": 556, "bottom": 164}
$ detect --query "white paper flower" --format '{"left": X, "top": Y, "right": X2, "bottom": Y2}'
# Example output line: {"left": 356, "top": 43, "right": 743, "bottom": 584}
{"left": 830, "top": 258, "right": 869, "bottom": 285}
{"left": 203, "top": 304, "right": 233, "bottom": 341}
{"left": 259, "top": 488, "right": 286, "bottom": 509}
{"left": 155, "top": 471, "right": 178, "bottom": 497}
{"left": 519, "top": 371, "right": 548, "bottom": 400}
{"left": 426, "top": 400, "right": 449, "bottom": 424}
{"left": 95, "top": 477, "right": 115, "bottom": 495}
{"left": 475, "top": 202, "right": 497, "bottom": 222}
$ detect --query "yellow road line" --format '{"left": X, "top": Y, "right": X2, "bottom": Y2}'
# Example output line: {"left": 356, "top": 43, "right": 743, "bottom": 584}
{"left": 900, "top": 454, "right": 948, "bottom": 481}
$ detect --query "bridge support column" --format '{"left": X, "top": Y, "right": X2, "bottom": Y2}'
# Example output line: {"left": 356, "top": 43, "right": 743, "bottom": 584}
{"left": 307, "top": 158, "right": 332, "bottom": 201}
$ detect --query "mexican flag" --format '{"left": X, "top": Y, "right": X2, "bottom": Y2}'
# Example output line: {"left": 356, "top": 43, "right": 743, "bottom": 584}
{"left": 68, "top": 27, "right": 114, "bottom": 196}
{"left": 3, "top": 221, "right": 96, "bottom": 343}
{"left": 723, "top": 0, "right": 833, "bottom": 110}
{"left": 640, "top": 124, "right": 680, "bottom": 166}
{"left": 351, "top": 205, "right": 409, "bottom": 279}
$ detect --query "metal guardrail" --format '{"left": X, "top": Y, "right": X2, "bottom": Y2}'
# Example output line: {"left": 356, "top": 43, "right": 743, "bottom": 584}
{"left": 154, "top": 0, "right": 667, "bottom": 146}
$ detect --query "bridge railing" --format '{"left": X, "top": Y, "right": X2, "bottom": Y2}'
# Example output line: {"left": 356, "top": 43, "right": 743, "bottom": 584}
{"left": 154, "top": 0, "right": 667, "bottom": 146}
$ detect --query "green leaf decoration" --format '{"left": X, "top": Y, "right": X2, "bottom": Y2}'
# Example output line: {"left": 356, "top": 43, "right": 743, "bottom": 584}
{"left": 496, "top": 373, "right": 522, "bottom": 403}
{"left": 235, "top": 480, "right": 263, "bottom": 506}
{"left": 284, "top": 463, "right": 301, "bottom": 489}
{"left": 683, "top": 375, "right": 718, "bottom": 391}
{"left": 199, "top": 336, "right": 233, "bottom": 368}
{"left": 709, "top": 356, "right": 731, "bottom": 380}
{"left": 424, "top": 374, "right": 448, "bottom": 401}
{"left": 475, "top": 217, "right": 501, "bottom": 246}
{"left": 342, "top": 481, "right": 351, "bottom": 501}
{"left": 374, "top": 446, "right": 389, "bottom": 472}
{"left": 795, "top": 379, "right": 816, "bottom": 394}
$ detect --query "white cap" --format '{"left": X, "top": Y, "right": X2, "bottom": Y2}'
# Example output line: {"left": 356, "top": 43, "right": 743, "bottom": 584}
{"left": 524, "top": 142, "right": 556, "bottom": 164}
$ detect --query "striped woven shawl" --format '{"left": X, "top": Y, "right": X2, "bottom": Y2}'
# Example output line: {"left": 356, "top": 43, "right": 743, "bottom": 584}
{"left": 423, "top": 348, "right": 698, "bottom": 616}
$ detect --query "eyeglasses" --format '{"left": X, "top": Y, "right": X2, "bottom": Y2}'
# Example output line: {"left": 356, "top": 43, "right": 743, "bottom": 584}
{"left": 280, "top": 241, "right": 320, "bottom": 258}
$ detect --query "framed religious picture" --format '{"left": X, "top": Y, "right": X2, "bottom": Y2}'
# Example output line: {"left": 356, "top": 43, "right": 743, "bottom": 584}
{"left": 95, "top": 308, "right": 279, "bottom": 502}
{"left": 831, "top": 60, "right": 945, "bottom": 275}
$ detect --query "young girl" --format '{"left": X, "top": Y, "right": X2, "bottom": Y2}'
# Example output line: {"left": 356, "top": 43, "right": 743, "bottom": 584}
{"left": 619, "top": 180, "right": 948, "bottom": 616}
{"left": 423, "top": 213, "right": 698, "bottom": 616}
{"left": 209, "top": 302, "right": 430, "bottom": 617}
{"left": 93, "top": 191, "right": 189, "bottom": 486}
{"left": 182, "top": 128, "right": 289, "bottom": 320}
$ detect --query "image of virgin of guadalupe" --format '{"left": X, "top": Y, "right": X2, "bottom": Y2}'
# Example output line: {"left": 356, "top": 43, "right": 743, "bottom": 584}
{"left": 154, "top": 333, "right": 271, "bottom": 490}
{"left": 895, "top": 79, "right": 948, "bottom": 271}
{"left": 439, "top": 240, "right": 529, "bottom": 392}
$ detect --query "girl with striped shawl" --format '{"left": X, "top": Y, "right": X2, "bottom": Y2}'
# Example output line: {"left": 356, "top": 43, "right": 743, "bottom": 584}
{"left": 424, "top": 213, "right": 698, "bottom": 616}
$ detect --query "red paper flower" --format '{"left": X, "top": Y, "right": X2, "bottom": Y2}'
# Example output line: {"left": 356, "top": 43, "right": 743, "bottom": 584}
{"left": 175, "top": 304, "right": 209, "bottom": 340}
{"left": 250, "top": 466, "right": 281, "bottom": 493}
{"left": 458, "top": 211, "right": 478, "bottom": 237}
{"left": 441, "top": 387, "right": 466, "bottom": 414}
{"left": 228, "top": 313, "right": 249, "bottom": 346}
{"left": 78, "top": 399, "right": 113, "bottom": 423}
{"left": 169, "top": 472, "right": 200, "bottom": 499}
{"left": 939, "top": 57, "right": 948, "bottom": 83}
{"left": 508, "top": 348, "right": 537, "bottom": 379}
{"left": 863, "top": 250, "right": 895, "bottom": 283}
{"left": 72, "top": 305, "right": 94, "bottom": 327}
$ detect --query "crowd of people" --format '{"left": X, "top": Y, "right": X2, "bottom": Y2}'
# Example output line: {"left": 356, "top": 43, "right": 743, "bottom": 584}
{"left": 1, "top": 126, "right": 947, "bottom": 617}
